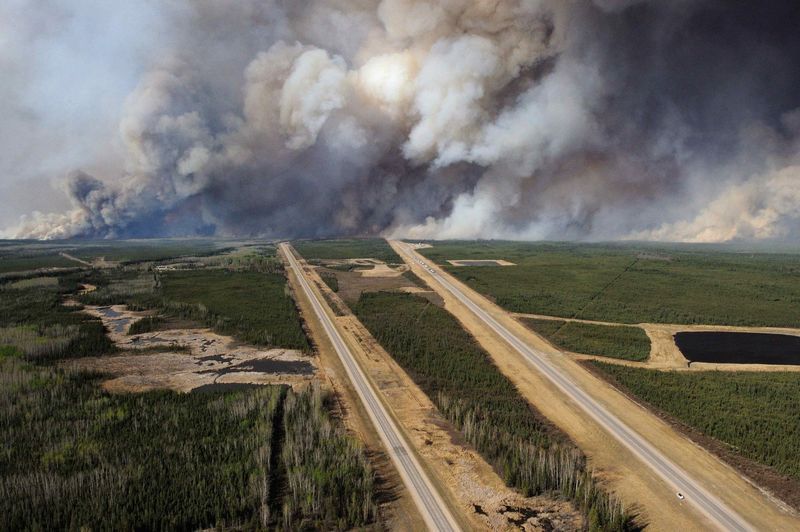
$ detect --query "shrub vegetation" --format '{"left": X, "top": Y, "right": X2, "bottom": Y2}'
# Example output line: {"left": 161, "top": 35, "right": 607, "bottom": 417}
{"left": 127, "top": 316, "right": 164, "bottom": 335}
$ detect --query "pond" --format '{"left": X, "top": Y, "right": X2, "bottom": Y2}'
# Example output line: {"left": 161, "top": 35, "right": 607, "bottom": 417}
{"left": 675, "top": 332, "right": 800, "bottom": 365}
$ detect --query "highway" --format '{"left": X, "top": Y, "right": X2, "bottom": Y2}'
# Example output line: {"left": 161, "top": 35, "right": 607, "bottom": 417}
{"left": 393, "top": 240, "right": 755, "bottom": 532}
{"left": 281, "top": 243, "right": 460, "bottom": 532}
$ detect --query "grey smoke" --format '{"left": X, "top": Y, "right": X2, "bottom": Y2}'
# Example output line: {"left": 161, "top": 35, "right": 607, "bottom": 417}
{"left": 4, "top": 0, "right": 800, "bottom": 242}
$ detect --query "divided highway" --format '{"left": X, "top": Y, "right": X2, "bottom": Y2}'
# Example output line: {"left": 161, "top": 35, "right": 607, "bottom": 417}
{"left": 393, "top": 240, "right": 755, "bottom": 532}
{"left": 281, "top": 243, "right": 460, "bottom": 532}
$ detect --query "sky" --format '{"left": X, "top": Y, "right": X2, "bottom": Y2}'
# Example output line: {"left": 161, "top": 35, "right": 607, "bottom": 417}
{"left": 3, "top": 0, "right": 800, "bottom": 243}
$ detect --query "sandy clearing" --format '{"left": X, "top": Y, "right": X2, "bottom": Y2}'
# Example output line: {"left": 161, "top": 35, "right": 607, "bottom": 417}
{"left": 68, "top": 305, "right": 315, "bottom": 393}
{"left": 359, "top": 263, "right": 407, "bottom": 278}
{"left": 396, "top": 286, "right": 433, "bottom": 294}
{"left": 59, "top": 252, "right": 93, "bottom": 267}
{"left": 447, "top": 259, "right": 516, "bottom": 266}
{"left": 66, "top": 350, "right": 313, "bottom": 394}
{"left": 391, "top": 239, "right": 800, "bottom": 531}
{"left": 289, "top": 246, "right": 585, "bottom": 531}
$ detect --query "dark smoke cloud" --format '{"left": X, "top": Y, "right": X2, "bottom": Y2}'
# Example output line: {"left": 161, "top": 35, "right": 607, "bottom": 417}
{"left": 6, "top": 0, "right": 800, "bottom": 242}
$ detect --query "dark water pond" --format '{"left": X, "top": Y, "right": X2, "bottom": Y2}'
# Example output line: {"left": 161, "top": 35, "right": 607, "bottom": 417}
{"left": 675, "top": 332, "right": 800, "bottom": 365}
{"left": 97, "top": 306, "right": 121, "bottom": 318}
{"left": 191, "top": 383, "right": 268, "bottom": 394}
{"left": 198, "top": 358, "right": 314, "bottom": 376}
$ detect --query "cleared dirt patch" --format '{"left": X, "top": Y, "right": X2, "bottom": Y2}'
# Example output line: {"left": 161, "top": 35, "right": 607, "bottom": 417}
{"left": 447, "top": 259, "right": 516, "bottom": 266}
{"left": 316, "top": 265, "right": 443, "bottom": 306}
{"left": 676, "top": 331, "right": 800, "bottom": 365}
{"left": 67, "top": 305, "right": 316, "bottom": 393}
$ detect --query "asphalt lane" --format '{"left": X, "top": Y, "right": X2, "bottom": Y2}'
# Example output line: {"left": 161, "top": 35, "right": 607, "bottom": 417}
{"left": 394, "top": 241, "right": 754, "bottom": 532}
{"left": 281, "top": 243, "right": 460, "bottom": 532}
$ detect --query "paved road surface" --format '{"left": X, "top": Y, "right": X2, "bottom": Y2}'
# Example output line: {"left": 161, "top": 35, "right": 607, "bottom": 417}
{"left": 281, "top": 243, "right": 460, "bottom": 532}
{"left": 393, "top": 240, "right": 755, "bottom": 532}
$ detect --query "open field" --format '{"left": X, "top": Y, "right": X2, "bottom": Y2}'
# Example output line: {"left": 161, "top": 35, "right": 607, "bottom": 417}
{"left": 522, "top": 318, "right": 651, "bottom": 362}
{"left": 69, "top": 304, "right": 315, "bottom": 394}
{"left": 293, "top": 238, "right": 401, "bottom": 264}
{"left": 352, "top": 291, "right": 633, "bottom": 530}
{"left": 78, "top": 264, "right": 309, "bottom": 352}
{"left": 590, "top": 362, "right": 800, "bottom": 507}
{"left": 417, "top": 240, "right": 800, "bottom": 327}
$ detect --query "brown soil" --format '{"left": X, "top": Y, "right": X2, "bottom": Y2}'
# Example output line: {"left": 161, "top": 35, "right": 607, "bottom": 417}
{"left": 316, "top": 264, "right": 444, "bottom": 307}
{"left": 390, "top": 239, "right": 800, "bottom": 531}
{"left": 447, "top": 259, "right": 516, "bottom": 266}
{"left": 66, "top": 305, "right": 315, "bottom": 393}
{"left": 295, "top": 248, "right": 585, "bottom": 531}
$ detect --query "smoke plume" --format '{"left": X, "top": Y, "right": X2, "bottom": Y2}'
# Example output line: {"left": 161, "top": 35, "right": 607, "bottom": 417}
{"left": 5, "top": 0, "right": 800, "bottom": 242}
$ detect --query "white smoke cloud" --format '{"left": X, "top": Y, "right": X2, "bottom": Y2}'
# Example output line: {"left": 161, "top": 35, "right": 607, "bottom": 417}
{"left": 4, "top": 0, "right": 800, "bottom": 243}
{"left": 279, "top": 48, "right": 349, "bottom": 150}
{"left": 633, "top": 166, "right": 800, "bottom": 242}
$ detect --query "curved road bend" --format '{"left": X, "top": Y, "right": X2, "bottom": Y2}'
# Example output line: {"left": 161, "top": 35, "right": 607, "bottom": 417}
{"left": 393, "top": 240, "right": 755, "bottom": 532}
{"left": 281, "top": 243, "right": 460, "bottom": 532}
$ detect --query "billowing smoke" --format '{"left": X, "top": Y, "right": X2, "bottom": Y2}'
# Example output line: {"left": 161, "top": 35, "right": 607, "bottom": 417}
{"left": 5, "top": 0, "right": 800, "bottom": 242}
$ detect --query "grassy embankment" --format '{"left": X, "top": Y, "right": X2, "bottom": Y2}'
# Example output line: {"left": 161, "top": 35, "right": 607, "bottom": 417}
{"left": 521, "top": 319, "right": 650, "bottom": 362}
{"left": 353, "top": 291, "right": 635, "bottom": 530}
{"left": 418, "top": 241, "right": 800, "bottom": 327}
{"left": 293, "top": 239, "right": 401, "bottom": 264}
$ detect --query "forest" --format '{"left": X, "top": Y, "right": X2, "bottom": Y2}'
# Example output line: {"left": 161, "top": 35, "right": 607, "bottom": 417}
{"left": 292, "top": 239, "right": 401, "bottom": 264}
{"left": 591, "top": 362, "right": 800, "bottom": 483}
{"left": 418, "top": 241, "right": 800, "bottom": 327}
{"left": 0, "top": 277, "right": 114, "bottom": 362}
{"left": 0, "top": 355, "right": 376, "bottom": 530}
{"left": 521, "top": 318, "right": 651, "bottom": 361}
{"left": 353, "top": 291, "right": 635, "bottom": 531}
{"left": 0, "top": 241, "right": 378, "bottom": 530}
